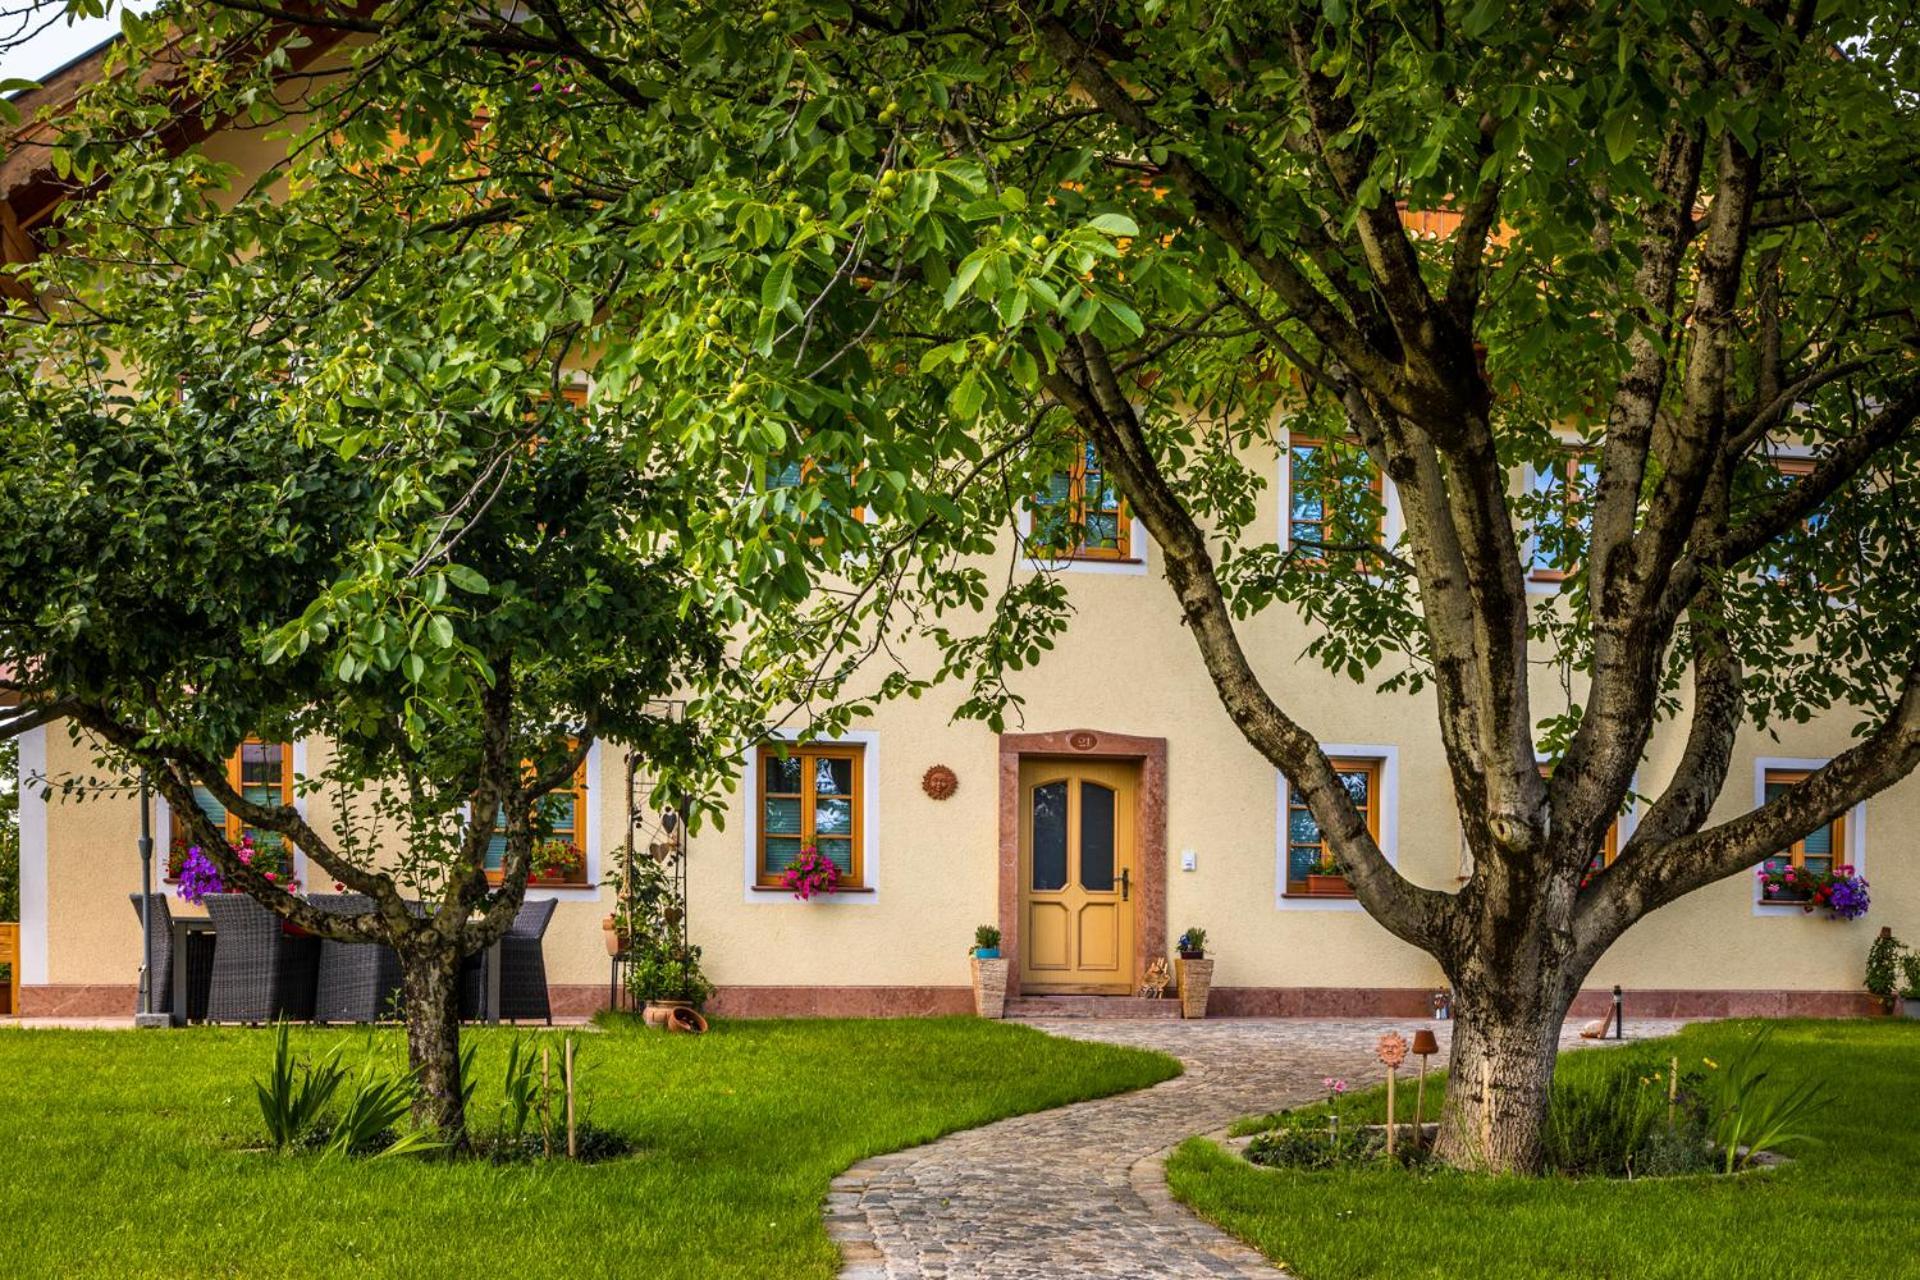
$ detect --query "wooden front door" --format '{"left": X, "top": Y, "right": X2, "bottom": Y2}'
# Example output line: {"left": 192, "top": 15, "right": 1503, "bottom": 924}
{"left": 1018, "top": 757, "right": 1138, "bottom": 995}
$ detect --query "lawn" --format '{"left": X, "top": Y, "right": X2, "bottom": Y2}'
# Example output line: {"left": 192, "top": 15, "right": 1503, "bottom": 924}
{"left": 1167, "top": 1019, "right": 1920, "bottom": 1280}
{"left": 0, "top": 1015, "right": 1178, "bottom": 1279}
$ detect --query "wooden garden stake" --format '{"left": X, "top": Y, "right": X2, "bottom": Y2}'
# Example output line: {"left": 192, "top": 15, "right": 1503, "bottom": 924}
{"left": 1376, "top": 1033, "right": 1409, "bottom": 1156}
{"left": 541, "top": 1046, "right": 553, "bottom": 1157}
{"left": 1667, "top": 1055, "right": 1679, "bottom": 1129}
{"left": 1479, "top": 1058, "right": 1494, "bottom": 1159}
{"left": 564, "top": 1036, "right": 578, "bottom": 1160}
{"left": 1386, "top": 1068, "right": 1398, "bottom": 1153}
{"left": 1410, "top": 1029, "right": 1439, "bottom": 1145}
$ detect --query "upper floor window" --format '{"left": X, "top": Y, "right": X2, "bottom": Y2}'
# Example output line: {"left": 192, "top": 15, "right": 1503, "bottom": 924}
{"left": 169, "top": 738, "right": 296, "bottom": 882}
{"left": 1528, "top": 452, "right": 1599, "bottom": 581}
{"left": 757, "top": 742, "right": 865, "bottom": 889}
{"left": 1031, "top": 440, "right": 1132, "bottom": 561}
{"left": 768, "top": 457, "right": 865, "bottom": 526}
{"left": 486, "top": 744, "right": 590, "bottom": 886}
{"left": 1286, "top": 435, "right": 1384, "bottom": 563}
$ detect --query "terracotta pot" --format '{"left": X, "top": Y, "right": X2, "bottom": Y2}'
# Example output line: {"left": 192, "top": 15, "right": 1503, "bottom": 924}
{"left": 1305, "top": 873, "right": 1350, "bottom": 896}
{"left": 643, "top": 999, "right": 694, "bottom": 1029}
{"left": 1176, "top": 957, "right": 1214, "bottom": 1020}
{"left": 666, "top": 1005, "right": 709, "bottom": 1034}
{"left": 603, "top": 926, "right": 624, "bottom": 957}
{"left": 971, "top": 956, "right": 1009, "bottom": 1019}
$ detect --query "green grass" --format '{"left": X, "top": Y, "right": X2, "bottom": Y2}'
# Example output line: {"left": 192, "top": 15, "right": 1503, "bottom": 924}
{"left": 0, "top": 1016, "right": 1178, "bottom": 1279}
{"left": 1168, "top": 1019, "right": 1920, "bottom": 1280}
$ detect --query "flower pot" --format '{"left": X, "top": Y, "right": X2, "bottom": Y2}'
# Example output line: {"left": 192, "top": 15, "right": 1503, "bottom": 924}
{"left": 973, "top": 946, "right": 1001, "bottom": 960}
{"left": 1903, "top": 996, "right": 1920, "bottom": 1019}
{"left": 1178, "top": 949, "right": 1205, "bottom": 961}
{"left": 603, "top": 925, "right": 625, "bottom": 957}
{"left": 665, "top": 1005, "right": 709, "bottom": 1034}
{"left": 1305, "top": 873, "right": 1350, "bottom": 896}
{"left": 1176, "top": 956, "right": 1214, "bottom": 1020}
{"left": 971, "top": 956, "right": 1009, "bottom": 1019}
{"left": 643, "top": 999, "right": 694, "bottom": 1029}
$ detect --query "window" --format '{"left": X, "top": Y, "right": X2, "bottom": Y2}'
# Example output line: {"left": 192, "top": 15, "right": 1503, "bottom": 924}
{"left": 1031, "top": 440, "right": 1131, "bottom": 560}
{"left": 1754, "top": 455, "right": 1840, "bottom": 586}
{"left": 170, "top": 739, "right": 296, "bottom": 881}
{"left": 757, "top": 742, "right": 865, "bottom": 888}
{"left": 768, "top": 457, "right": 864, "bottom": 526}
{"left": 1759, "top": 769, "right": 1843, "bottom": 901}
{"left": 1283, "top": 758, "right": 1379, "bottom": 898}
{"left": 1529, "top": 452, "right": 1600, "bottom": 581}
{"left": 1538, "top": 764, "right": 1621, "bottom": 890}
{"left": 486, "top": 745, "right": 590, "bottom": 886}
{"left": 1287, "top": 435, "right": 1384, "bottom": 562}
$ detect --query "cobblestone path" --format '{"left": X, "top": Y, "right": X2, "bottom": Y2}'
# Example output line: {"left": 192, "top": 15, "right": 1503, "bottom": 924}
{"left": 829, "top": 1017, "right": 1689, "bottom": 1279}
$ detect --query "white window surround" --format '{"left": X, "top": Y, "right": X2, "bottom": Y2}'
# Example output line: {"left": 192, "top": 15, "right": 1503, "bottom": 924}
{"left": 742, "top": 728, "right": 881, "bottom": 906}
{"left": 1274, "top": 743, "right": 1398, "bottom": 913}
{"left": 18, "top": 725, "right": 49, "bottom": 985}
{"left": 522, "top": 739, "right": 605, "bottom": 902}
{"left": 1015, "top": 503, "right": 1153, "bottom": 576}
{"left": 1751, "top": 755, "right": 1866, "bottom": 917}
{"left": 1276, "top": 424, "right": 1404, "bottom": 558}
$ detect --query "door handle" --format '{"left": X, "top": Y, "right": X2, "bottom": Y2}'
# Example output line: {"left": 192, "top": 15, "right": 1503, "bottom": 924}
{"left": 1121, "top": 868, "right": 1130, "bottom": 901}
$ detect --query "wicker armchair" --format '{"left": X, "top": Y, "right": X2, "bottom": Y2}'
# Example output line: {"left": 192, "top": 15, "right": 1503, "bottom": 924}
{"left": 308, "top": 894, "right": 407, "bottom": 1024}
{"left": 202, "top": 894, "right": 320, "bottom": 1023}
{"left": 128, "top": 893, "right": 211, "bottom": 1021}
{"left": 459, "top": 898, "right": 556, "bottom": 1024}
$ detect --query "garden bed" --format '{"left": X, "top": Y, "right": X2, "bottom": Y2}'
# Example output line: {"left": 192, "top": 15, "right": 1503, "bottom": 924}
{"left": 1168, "top": 1019, "right": 1919, "bottom": 1280}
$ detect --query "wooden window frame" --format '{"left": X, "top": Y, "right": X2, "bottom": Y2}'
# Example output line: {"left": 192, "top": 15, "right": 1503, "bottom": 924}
{"left": 755, "top": 742, "right": 866, "bottom": 889}
{"left": 769, "top": 457, "right": 866, "bottom": 529}
{"left": 1282, "top": 757, "right": 1380, "bottom": 899}
{"left": 1528, "top": 451, "right": 1597, "bottom": 582}
{"left": 1286, "top": 435, "right": 1385, "bottom": 565}
{"left": 1030, "top": 440, "right": 1134, "bottom": 562}
{"left": 1539, "top": 764, "right": 1621, "bottom": 886}
{"left": 1760, "top": 768, "right": 1845, "bottom": 901}
{"left": 168, "top": 738, "right": 295, "bottom": 882}
{"left": 486, "top": 744, "right": 591, "bottom": 887}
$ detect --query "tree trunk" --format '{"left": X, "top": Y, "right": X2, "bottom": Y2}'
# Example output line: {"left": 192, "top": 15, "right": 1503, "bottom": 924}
{"left": 1432, "top": 981, "right": 1571, "bottom": 1173}
{"left": 399, "top": 946, "right": 467, "bottom": 1145}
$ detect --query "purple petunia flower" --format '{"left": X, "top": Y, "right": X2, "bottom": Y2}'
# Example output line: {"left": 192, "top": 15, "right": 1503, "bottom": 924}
{"left": 176, "top": 846, "right": 225, "bottom": 904}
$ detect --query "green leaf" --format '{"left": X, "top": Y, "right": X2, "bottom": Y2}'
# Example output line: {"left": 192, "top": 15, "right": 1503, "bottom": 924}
{"left": 1087, "top": 213, "right": 1139, "bottom": 237}
{"left": 445, "top": 564, "right": 489, "bottom": 594}
{"left": 761, "top": 259, "right": 794, "bottom": 314}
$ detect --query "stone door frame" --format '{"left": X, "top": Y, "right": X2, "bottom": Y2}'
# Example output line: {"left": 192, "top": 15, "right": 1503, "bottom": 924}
{"left": 998, "top": 729, "right": 1167, "bottom": 1000}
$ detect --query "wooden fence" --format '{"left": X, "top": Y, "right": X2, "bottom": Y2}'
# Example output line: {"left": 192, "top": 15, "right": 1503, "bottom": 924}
{"left": 0, "top": 922, "right": 18, "bottom": 1016}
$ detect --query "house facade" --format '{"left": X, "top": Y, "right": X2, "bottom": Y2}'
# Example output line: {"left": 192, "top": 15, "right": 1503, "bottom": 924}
{"left": 13, "top": 461, "right": 1898, "bottom": 1019}
{"left": 5, "top": 37, "right": 1900, "bottom": 1022}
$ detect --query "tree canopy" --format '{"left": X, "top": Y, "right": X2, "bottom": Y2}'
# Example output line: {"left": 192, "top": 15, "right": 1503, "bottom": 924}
{"left": 5, "top": 0, "right": 1920, "bottom": 1167}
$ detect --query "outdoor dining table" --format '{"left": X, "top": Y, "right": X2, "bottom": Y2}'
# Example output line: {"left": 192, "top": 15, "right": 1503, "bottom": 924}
{"left": 170, "top": 911, "right": 505, "bottom": 1026}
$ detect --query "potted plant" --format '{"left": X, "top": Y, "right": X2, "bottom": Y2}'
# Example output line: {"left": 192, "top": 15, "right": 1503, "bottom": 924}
{"left": 1865, "top": 927, "right": 1902, "bottom": 1014}
{"left": 530, "top": 838, "right": 585, "bottom": 885}
{"left": 1175, "top": 927, "right": 1213, "bottom": 1019}
{"left": 1756, "top": 863, "right": 1870, "bottom": 919}
{"left": 970, "top": 924, "right": 1008, "bottom": 1019}
{"left": 627, "top": 938, "right": 716, "bottom": 1028}
{"left": 780, "top": 845, "right": 840, "bottom": 900}
{"left": 1305, "top": 853, "right": 1349, "bottom": 896}
{"left": 1901, "top": 953, "right": 1920, "bottom": 1019}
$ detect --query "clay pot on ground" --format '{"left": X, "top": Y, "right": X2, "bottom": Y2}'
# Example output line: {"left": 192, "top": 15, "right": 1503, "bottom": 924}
{"left": 971, "top": 956, "right": 1009, "bottom": 1019}
{"left": 643, "top": 999, "right": 694, "bottom": 1029}
{"left": 666, "top": 1005, "right": 709, "bottom": 1034}
{"left": 1176, "top": 956, "right": 1214, "bottom": 1020}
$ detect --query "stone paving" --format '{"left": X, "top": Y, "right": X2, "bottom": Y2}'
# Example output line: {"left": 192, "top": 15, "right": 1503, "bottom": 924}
{"left": 829, "top": 1016, "right": 1692, "bottom": 1279}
